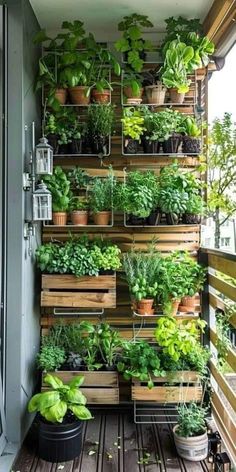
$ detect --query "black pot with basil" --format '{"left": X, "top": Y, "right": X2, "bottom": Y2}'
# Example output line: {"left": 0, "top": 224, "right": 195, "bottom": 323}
{"left": 182, "top": 194, "right": 204, "bottom": 225}
{"left": 146, "top": 208, "right": 161, "bottom": 225}
{"left": 124, "top": 138, "right": 139, "bottom": 154}
{"left": 126, "top": 214, "right": 146, "bottom": 225}
{"left": 159, "top": 188, "right": 188, "bottom": 225}
{"left": 87, "top": 104, "right": 114, "bottom": 156}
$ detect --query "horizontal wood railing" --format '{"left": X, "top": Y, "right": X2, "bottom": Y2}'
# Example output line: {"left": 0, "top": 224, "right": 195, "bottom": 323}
{"left": 200, "top": 247, "right": 236, "bottom": 459}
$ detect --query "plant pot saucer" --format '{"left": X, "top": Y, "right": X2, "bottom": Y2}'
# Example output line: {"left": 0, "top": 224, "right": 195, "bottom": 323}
{"left": 178, "top": 305, "right": 195, "bottom": 313}
{"left": 126, "top": 98, "right": 142, "bottom": 105}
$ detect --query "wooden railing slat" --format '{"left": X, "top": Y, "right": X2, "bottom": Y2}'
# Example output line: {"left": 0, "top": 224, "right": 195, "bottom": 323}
{"left": 212, "top": 391, "right": 236, "bottom": 460}
{"left": 210, "top": 359, "right": 236, "bottom": 412}
{"left": 208, "top": 253, "right": 236, "bottom": 279}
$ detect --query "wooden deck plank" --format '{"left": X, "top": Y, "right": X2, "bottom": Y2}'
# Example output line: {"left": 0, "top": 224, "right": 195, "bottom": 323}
{"left": 74, "top": 414, "right": 102, "bottom": 472}
{"left": 140, "top": 423, "right": 162, "bottom": 471}
{"left": 156, "top": 422, "right": 183, "bottom": 472}
{"left": 123, "top": 412, "right": 140, "bottom": 472}
{"left": 100, "top": 414, "right": 120, "bottom": 472}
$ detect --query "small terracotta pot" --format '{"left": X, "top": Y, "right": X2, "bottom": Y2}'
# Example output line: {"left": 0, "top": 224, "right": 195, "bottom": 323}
{"left": 137, "top": 299, "right": 154, "bottom": 315}
{"left": 93, "top": 211, "right": 111, "bottom": 225}
{"left": 54, "top": 88, "right": 67, "bottom": 105}
{"left": 126, "top": 98, "right": 143, "bottom": 105}
{"left": 123, "top": 86, "right": 143, "bottom": 99}
{"left": 71, "top": 211, "right": 88, "bottom": 226}
{"left": 52, "top": 212, "right": 67, "bottom": 226}
{"left": 180, "top": 295, "right": 196, "bottom": 309}
{"left": 92, "top": 89, "right": 110, "bottom": 104}
{"left": 169, "top": 88, "right": 185, "bottom": 104}
{"left": 68, "top": 86, "right": 90, "bottom": 105}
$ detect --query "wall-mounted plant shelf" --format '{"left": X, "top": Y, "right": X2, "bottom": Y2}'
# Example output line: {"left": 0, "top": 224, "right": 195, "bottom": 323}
{"left": 40, "top": 274, "right": 116, "bottom": 309}
{"left": 42, "top": 370, "right": 119, "bottom": 404}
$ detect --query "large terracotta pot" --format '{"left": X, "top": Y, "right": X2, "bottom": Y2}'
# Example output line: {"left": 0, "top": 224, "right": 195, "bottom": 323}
{"left": 92, "top": 89, "right": 110, "bottom": 104}
{"left": 71, "top": 211, "right": 88, "bottom": 226}
{"left": 52, "top": 212, "right": 67, "bottom": 226}
{"left": 169, "top": 88, "right": 185, "bottom": 104}
{"left": 68, "top": 86, "right": 90, "bottom": 105}
{"left": 136, "top": 298, "right": 154, "bottom": 315}
{"left": 179, "top": 295, "right": 196, "bottom": 313}
{"left": 93, "top": 211, "right": 111, "bottom": 225}
{"left": 54, "top": 88, "right": 67, "bottom": 105}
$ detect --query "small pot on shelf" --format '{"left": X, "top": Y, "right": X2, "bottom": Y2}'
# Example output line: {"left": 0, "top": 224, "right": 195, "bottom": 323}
{"left": 93, "top": 211, "right": 111, "bottom": 225}
{"left": 91, "top": 136, "right": 108, "bottom": 154}
{"left": 145, "top": 83, "right": 166, "bottom": 105}
{"left": 52, "top": 212, "right": 67, "bottom": 226}
{"left": 123, "top": 86, "right": 144, "bottom": 101}
{"left": 182, "top": 213, "right": 201, "bottom": 224}
{"left": 71, "top": 210, "right": 88, "bottom": 226}
{"left": 162, "top": 133, "right": 182, "bottom": 153}
{"left": 179, "top": 295, "right": 196, "bottom": 312}
{"left": 92, "top": 89, "right": 110, "bottom": 104}
{"left": 68, "top": 86, "right": 90, "bottom": 105}
{"left": 54, "top": 88, "right": 67, "bottom": 105}
{"left": 69, "top": 138, "right": 83, "bottom": 155}
{"left": 182, "top": 137, "right": 201, "bottom": 154}
{"left": 169, "top": 88, "right": 185, "bottom": 104}
{"left": 142, "top": 138, "right": 158, "bottom": 154}
{"left": 163, "top": 298, "right": 180, "bottom": 317}
{"left": 124, "top": 138, "right": 139, "bottom": 154}
{"left": 136, "top": 298, "right": 154, "bottom": 316}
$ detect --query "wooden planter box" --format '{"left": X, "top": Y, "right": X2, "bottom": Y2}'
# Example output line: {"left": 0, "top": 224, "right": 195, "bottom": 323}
{"left": 42, "top": 370, "right": 119, "bottom": 404}
{"left": 40, "top": 274, "right": 116, "bottom": 308}
{"left": 132, "top": 371, "right": 202, "bottom": 403}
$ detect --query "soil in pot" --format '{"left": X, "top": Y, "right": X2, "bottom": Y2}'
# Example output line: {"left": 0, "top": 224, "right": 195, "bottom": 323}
{"left": 38, "top": 415, "right": 83, "bottom": 462}
{"left": 166, "top": 213, "right": 180, "bottom": 225}
{"left": 93, "top": 211, "right": 111, "bottom": 225}
{"left": 127, "top": 214, "right": 146, "bottom": 226}
{"left": 54, "top": 88, "right": 67, "bottom": 105}
{"left": 169, "top": 88, "right": 185, "bottom": 104}
{"left": 137, "top": 298, "right": 154, "bottom": 315}
{"left": 145, "top": 84, "right": 166, "bottom": 105}
{"left": 123, "top": 86, "right": 144, "bottom": 100}
{"left": 52, "top": 212, "right": 67, "bottom": 226}
{"left": 162, "top": 134, "right": 182, "bottom": 153}
{"left": 182, "top": 213, "right": 201, "bottom": 224}
{"left": 173, "top": 425, "right": 208, "bottom": 461}
{"left": 92, "top": 89, "right": 110, "bottom": 104}
{"left": 182, "top": 136, "right": 201, "bottom": 154}
{"left": 69, "top": 138, "right": 82, "bottom": 155}
{"left": 91, "top": 136, "right": 108, "bottom": 154}
{"left": 124, "top": 138, "right": 139, "bottom": 154}
{"left": 71, "top": 211, "right": 88, "bottom": 226}
{"left": 46, "top": 133, "right": 59, "bottom": 154}
{"left": 146, "top": 209, "right": 161, "bottom": 226}
{"left": 68, "top": 86, "right": 90, "bottom": 105}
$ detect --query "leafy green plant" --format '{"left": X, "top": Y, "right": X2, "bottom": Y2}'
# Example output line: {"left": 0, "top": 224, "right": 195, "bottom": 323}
{"left": 89, "top": 172, "right": 114, "bottom": 213}
{"left": 185, "top": 194, "right": 205, "bottom": 215}
{"left": 182, "top": 116, "right": 201, "bottom": 138}
{"left": 69, "top": 197, "right": 89, "bottom": 211}
{"left": 142, "top": 108, "right": 184, "bottom": 142}
{"left": 43, "top": 166, "right": 71, "bottom": 212}
{"left": 37, "top": 345, "right": 66, "bottom": 372}
{"left": 117, "top": 340, "right": 165, "bottom": 389}
{"left": 35, "top": 58, "right": 65, "bottom": 111}
{"left": 121, "top": 108, "right": 145, "bottom": 141}
{"left": 115, "top": 14, "right": 153, "bottom": 72}
{"left": 67, "top": 167, "right": 90, "bottom": 190}
{"left": 161, "top": 39, "right": 194, "bottom": 93}
{"left": 176, "top": 403, "right": 207, "bottom": 437}
{"left": 28, "top": 373, "right": 92, "bottom": 423}
{"left": 45, "top": 109, "right": 85, "bottom": 145}
{"left": 159, "top": 188, "right": 188, "bottom": 216}
{"left": 160, "top": 344, "right": 210, "bottom": 376}
{"left": 96, "top": 323, "right": 122, "bottom": 367}
{"left": 216, "top": 305, "right": 234, "bottom": 370}
{"left": 87, "top": 104, "right": 115, "bottom": 138}
{"left": 155, "top": 316, "right": 206, "bottom": 362}
{"left": 123, "top": 70, "right": 143, "bottom": 96}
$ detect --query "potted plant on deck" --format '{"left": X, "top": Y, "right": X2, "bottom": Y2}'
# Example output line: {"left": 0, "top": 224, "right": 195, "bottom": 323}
{"left": 28, "top": 374, "right": 92, "bottom": 462}
{"left": 89, "top": 172, "right": 113, "bottom": 225}
{"left": 121, "top": 107, "right": 146, "bottom": 154}
{"left": 43, "top": 166, "right": 71, "bottom": 225}
{"left": 173, "top": 403, "right": 209, "bottom": 461}
{"left": 87, "top": 104, "right": 114, "bottom": 154}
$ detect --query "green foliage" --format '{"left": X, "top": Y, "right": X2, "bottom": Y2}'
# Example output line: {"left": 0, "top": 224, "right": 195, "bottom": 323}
{"left": 176, "top": 403, "right": 207, "bottom": 437}
{"left": 43, "top": 166, "right": 71, "bottom": 212}
{"left": 87, "top": 104, "right": 115, "bottom": 137}
{"left": 28, "top": 374, "right": 92, "bottom": 423}
{"left": 216, "top": 305, "right": 235, "bottom": 370}
{"left": 155, "top": 316, "right": 206, "bottom": 362}
{"left": 35, "top": 236, "right": 121, "bottom": 276}
{"left": 123, "top": 70, "right": 143, "bottom": 96}
{"left": 182, "top": 116, "right": 202, "bottom": 137}
{"left": 185, "top": 194, "right": 205, "bottom": 215}
{"left": 69, "top": 196, "right": 89, "bottom": 211}
{"left": 45, "top": 109, "right": 85, "bottom": 144}
{"left": 67, "top": 167, "right": 90, "bottom": 190}
{"left": 161, "top": 39, "right": 194, "bottom": 93}
{"left": 117, "top": 340, "right": 165, "bottom": 389}
{"left": 141, "top": 107, "right": 184, "bottom": 142}
{"left": 96, "top": 323, "right": 122, "bottom": 367}
{"left": 89, "top": 172, "right": 114, "bottom": 212}
{"left": 115, "top": 14, "right": 153, "bottom": 72}
{"left": 159, "top": 344, "right": 210, "bottom": 376}
{"left": 159, "top": 188, "right": 188, "bottom": 215}
{"left": 121, "top": 108, "right": 146, "bottom": 141}
{"left": 37, "top": 345, "right": 66, "bottom": 371}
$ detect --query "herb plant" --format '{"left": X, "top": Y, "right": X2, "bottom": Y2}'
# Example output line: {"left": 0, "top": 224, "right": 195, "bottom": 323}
{"left": 121, "top": 108, "right": 146, "bottom": 141}
{"left": 67, "top": 167, "right": 90, "bottom": 190}
{"left": 37, "top": 345, "right": 66, "bottom": 372}
{"left": 161, "top": 39, "right": 194, "bottom": 93}
{"left": 89, "top": 172, "right": 114, "bottom": 213}
{"left": 176, "top": 403, "right": 207, "bottom": 437}
{"left": 43, "top": 166, "right": 71, "bottom": 212}
{"left": 87, "top": 104, "right": 115, "bottom": 138}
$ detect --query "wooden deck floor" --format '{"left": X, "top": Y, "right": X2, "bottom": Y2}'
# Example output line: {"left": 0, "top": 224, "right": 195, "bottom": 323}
{"left": 13, "top": 409, "right": 211, "bottom": 472}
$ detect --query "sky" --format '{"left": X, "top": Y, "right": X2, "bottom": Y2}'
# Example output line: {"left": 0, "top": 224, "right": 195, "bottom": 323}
{"left": 208, "top": 42, "right": 236, "bottom": 123}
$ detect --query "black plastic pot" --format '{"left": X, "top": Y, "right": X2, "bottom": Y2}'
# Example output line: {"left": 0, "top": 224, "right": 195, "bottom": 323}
{"left": 46, "top": 133, "right": 59, "bottom": 154}
{"left": 69, "top": 138, "right": 82, "bottom": 155}
{"left": 142, "top": 139, "right": 160, "bottom": 154}
{"left": 182, "top": 213, "right": 201, "bottom": 224}
{"left": 124, "top": 138, "right": 139, "bottom": 154}
{"left": 146, "top": 209, "right": 161, "bottom": 226}
{"left": 127, "top": 214, "right": 146, "bottom": 226}
{"left": 91, "top": 136, "right": 108, "bottom": 154}
{"left": 166, "top": 213, "right": 180, "bottom": 225}
{"left": 162, "top": 134, "right": 182, "bottom": 154}
{"left": 38, "top": 417, "right": 83, "bottom": 462}
{"left": 58, "top": 143, "right": 70, "bottom": 155}
{"left": 182, "top": 137, "right": 201, "bottom": 154}
{"left": 104, "top": 365, "right": 116, "bottom": 371}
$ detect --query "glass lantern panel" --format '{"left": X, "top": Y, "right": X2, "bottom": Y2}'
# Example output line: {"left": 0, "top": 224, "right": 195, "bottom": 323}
{"left": 33, "top": 194, "right": 52, "bottom": 221}
{"left": 36, "top": 149, "right": 53, "bottom": 175}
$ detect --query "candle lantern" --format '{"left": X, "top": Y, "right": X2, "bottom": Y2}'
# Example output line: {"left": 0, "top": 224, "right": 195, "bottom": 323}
{"left": 215, "top": 452, "right": 231, "bottom": 472}
{"left": 208, "top": 431, "right": 222, "bottom": 456}
{"left": 35, "top": 137, "right": 53, "bottom": 175}
{"left": 32, "top": 182, "right": 52, "bottom": 221}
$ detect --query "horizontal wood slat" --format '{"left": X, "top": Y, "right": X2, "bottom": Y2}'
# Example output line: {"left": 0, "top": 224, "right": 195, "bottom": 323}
{"left": 209, "top": 274, "right": 236, "bottom": 302}
{"left": 41, "top": 291, "right": 116, "bottom": 308}
{"left": 210, "top": 328, "right": 236, "bottom": 372}
{"left": 208, "top": 253, "right": 236, "bottom": 279}
{"left": 212, "top": 391, "right": 236, "bottom": 460}
{"left": 42, "top": 274, "right": 116, "bottom": 290}
{"left": 210, "top": 359, "right": 236, "bottom": 412}
{"left": 43, "top": 371, "right": 119, "bottom": 387}
{"left": 133, "top": 371, "right": 200, "bottom": 384}
{"left": 209, "top": 293, "right": 236, "bottom": 328}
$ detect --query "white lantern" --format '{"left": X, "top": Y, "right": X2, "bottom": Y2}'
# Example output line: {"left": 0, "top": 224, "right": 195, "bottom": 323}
{"left": 33, "top": 182, "right": 52, "bottom": 221}
{"left": 35, "top": 137, "right": 53, "bottom": 175}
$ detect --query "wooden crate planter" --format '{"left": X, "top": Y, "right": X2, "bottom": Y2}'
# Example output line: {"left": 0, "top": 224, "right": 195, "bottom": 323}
{"left": 132, "top": 371, "right": 202, "bottom": 404}
{"left": 42, "top": 370, "right": 119, "bottom": 404}
{"left": 40, "top": 274, "right": 116, "bottom": 308}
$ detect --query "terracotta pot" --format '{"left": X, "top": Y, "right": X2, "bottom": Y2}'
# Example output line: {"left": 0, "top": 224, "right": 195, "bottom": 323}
{"left": 68, "top": 86, "right": 90, "bottom": 105}
{"left": 137, "top": 298, "right": 154, "bottom": 315}
{"left": 123, "top": 86, "right": 143, "bottom": 99}
{"left": 54, "top": 88, "right": 67, "bottom": 105}
{"left": 173, "top": 425, "right": 208, "bottom": 461}
{"left": 126, "top": 98, "right": 143, "bottom": 105}
{"left": 145, "top": 84, "right": 166, "bottom": 105}
{"left": 163, "top": 298, "right": 180, "bottom": 316}
{"left": 171, "top": 299, "right": 181, "bottom": 316}
{"left": 52, "top": 212, "right": 67, "bottom": 226}
{"left": 71, "top": 211, "right": 88, "bottom": 226}
{"left": 169, "top": 88, "right": 185, "bottom": 104}
{"left": 93, "top": 211, "right": 111, "bottom": 225}
{"left": 180, "top": 295, "right": 196, "bottom": 309}
{"left": 92, "top": 89, "right": 110, "bottom": 104}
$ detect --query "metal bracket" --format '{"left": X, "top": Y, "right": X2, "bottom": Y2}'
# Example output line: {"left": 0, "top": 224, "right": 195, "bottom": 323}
{"left": 23, "top": 172, "right": 31, "bottom": 190}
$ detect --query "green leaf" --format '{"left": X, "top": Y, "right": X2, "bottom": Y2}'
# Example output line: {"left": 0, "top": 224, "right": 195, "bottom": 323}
{"left": 69, "top": 376, "right": 84, "bottom": 389}
{"left": 41, "top": 400, "right": 67, "bottom": 423}
{"left": 67, "top": 388, "right": 87, "bottom": 405}
{"left": 43, "top": 374, "right": 64, "bottom": 389}
{"left": 128, "top": 26, "right": 142, "bottom": 40}
{"left": 33, "top": 29, "right": 50, "bottom": 44}
{"left": 28, "top": 391, "right": 60, "bottom": 413}
{"left": 115, "top": 38, "right": 130, "bottom": 52}
{"left": 69, "top": 405, "right": 93, "bottom": 420}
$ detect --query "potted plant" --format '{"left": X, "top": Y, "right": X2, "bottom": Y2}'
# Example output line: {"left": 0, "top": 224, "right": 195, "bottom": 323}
{"left": 173, "top": 403, "right": 209, "bottom": 461}
{"left": 67, "top": 166, "right": 90, "bottom": 190}
{"left": 141, "top": 108, "right": 160, "bottom": 153}
{"left": 182, "top": 194, "right": 205, "bottom": 224}
{"left": 142, "top": 68, "right": 166, "bottom": 105}
{"left": 89, "top": 173, "right": 113, "bottom": 225}
{"left": 28, "top": 373, "right": 92, "bottom": 462}
{"left": 159, "top": 188, "right": 188, "bottom": 224}
{"left": 117, "top": 340, "right": 165, "bottom": 389}
{"left": 123, "top": 246, "right": 161, "bottom": 315}
{"left": 182, "top": 116, "right": 202, "bottom": 154}
{"left": 43, "top": 166, "right": 71, "bottom": 225}
{"left": 87, "top": 104, "right": 114, "bottom": 154}
{"left": 177, "top": 254, "right": 206, "bottom": 312}
{"left": 35, "top": 57, "right": 67, "bottom": 109}
{"left": 161, "top": 39, "right": 194, "bottom": 104}
{"left": 122, "top": 71, "right": 144, "bottom": 104}
{"left": 96, "top": 323, "right": 122, "bottom": 370}
{"left": 121, "top": 108, "right": 146, "bottom": 154}
{"left": 44, "top": 112, "right": 59, "bottom": 153}
{"left": 69, "top": 197, "right": 89, "bottom": 225}
{"left": 37, "top": 344, "right": 66, "bottom": 372}
{"left": 115, "top": 14, "right": 153, "bottom": 72}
